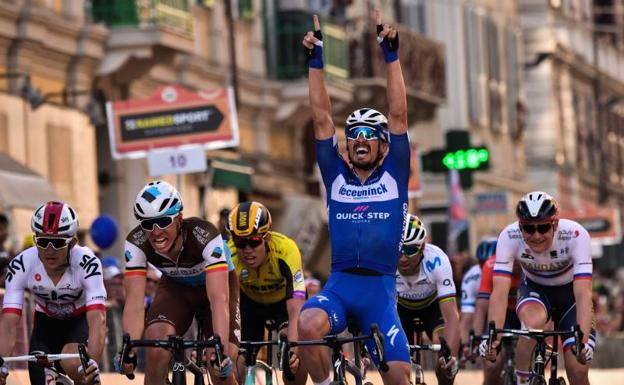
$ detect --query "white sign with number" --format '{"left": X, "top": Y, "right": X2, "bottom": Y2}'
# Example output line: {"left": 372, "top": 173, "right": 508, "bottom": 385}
{"left": 148, "top": 146, "right": 207, "bottom": 177}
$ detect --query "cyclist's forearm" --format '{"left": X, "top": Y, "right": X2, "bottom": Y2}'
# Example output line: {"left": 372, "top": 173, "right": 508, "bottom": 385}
{"left": 386, "top": 60, "right": 407, "bottom": 127}
{"left": 488, "top": 277, "right": 511, "bottom": 329}
{"left": 440, "top": 300, "right": 460, "bottom": 354}
{"left": 0, "top": 313, "right": 19, "bottom": 356}
{"left": 210, "top": 299, "right": 229, "bottom": 354}
{"left": 459, "top": 313, "right": 473, "bottom": 343}
{"left": 286, "top": 298, "right": 304, "bottom": 342}
{"left": 472, "top": 299, "right": 489, "bottom": 335}
{"left": 573, "top": 280, "right": 593, "bottom": 343}
{"left": 122, "top": 296, "right": 145, "bottom": 340}
{"left": 86, "top": 310, "right": 106, "bottom": 360}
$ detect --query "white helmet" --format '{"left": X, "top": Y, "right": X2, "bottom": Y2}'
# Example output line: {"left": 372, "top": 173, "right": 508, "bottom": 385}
{"left": 345, "top": 108, "right": 389, "bottom": 142}
{"left": 134, "top": 181, "right": 183, "bottom": 220}
{"left": 516, "top": 191, "right": 559, "bottom": 222}
{"left": 31, "top": 201, "right": 79, "bottom": 237}
{"left": 402, "top": 214, "right": 427, "bottom": 247}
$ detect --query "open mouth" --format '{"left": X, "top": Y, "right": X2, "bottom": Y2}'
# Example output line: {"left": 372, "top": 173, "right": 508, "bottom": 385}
{"left": 152, "top": 236, "right": 169, "bottom": 249}
{"left": 354, "top": 145, "right": 370, "bottom": 159}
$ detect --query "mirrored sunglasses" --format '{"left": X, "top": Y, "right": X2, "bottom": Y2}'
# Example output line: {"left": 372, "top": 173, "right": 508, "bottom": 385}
{"left": 233, "top": 235, "right": 265, "bottom": 249}
{"left": 401, "top": 244, "right": 423, "bottom": 258}
{"left": 346, "top": 126, "right": 381, "bottom": 141}
{"left": 35, "top": 236, "right": 72, "bottom": 250}
{"left": 140, "top": 216, "right": 176, "bottom": 231}
{"left": 520, "top": 222, "right": 553, "bottom": 235}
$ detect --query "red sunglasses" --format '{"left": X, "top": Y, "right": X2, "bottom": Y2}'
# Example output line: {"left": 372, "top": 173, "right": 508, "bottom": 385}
{"left": 233, "top": 235, "right": 266, "bottom": 249}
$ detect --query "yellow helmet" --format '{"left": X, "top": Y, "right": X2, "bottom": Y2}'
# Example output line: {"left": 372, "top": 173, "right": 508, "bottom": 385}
{"left": 227, "top": 201, "right": 272, "bottom": 237}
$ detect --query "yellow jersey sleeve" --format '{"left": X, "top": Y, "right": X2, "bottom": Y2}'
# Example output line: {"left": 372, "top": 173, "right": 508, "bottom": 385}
{"left": 272, "top": 232, "right": 306, "bottom": 300}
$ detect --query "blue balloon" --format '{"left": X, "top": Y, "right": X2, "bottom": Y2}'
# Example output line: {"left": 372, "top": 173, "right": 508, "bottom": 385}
{"left": 90, "top": 214, "right": 118, "bottom": 249}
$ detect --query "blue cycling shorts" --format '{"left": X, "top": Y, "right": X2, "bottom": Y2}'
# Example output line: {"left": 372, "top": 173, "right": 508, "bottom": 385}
{"left": 302, "top": 271, "right": 410, "bottom": 364}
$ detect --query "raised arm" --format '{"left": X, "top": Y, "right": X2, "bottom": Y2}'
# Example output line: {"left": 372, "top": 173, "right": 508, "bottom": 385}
{"left": 376, "top": 10, "right": 407, "bottom": 135}
{"left": 302, "top": 15, "right": 335, "bottom": 140}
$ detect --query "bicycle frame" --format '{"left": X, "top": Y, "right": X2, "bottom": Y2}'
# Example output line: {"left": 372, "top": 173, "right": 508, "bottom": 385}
{"left": 289, "top": 323, "right": 387, "bottom": 385}
{"left": 486, "top": 321, "right": 583, "bottom": 385}
{"left": 408, "top": 318, "right": 450, "bottom": 385}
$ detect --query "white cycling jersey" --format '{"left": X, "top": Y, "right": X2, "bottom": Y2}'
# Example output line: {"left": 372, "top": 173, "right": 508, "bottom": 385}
{"left": 494, "top": 219, "right": 593, "bottom": 286}
{"left": 2, "top": 246, "right": 107, "bottom": 319}
{"left": 460, "top": 264, "right": 481, "bottom": 313}
{"left": 396, "top": 243, "right": 456, "bottom": 310}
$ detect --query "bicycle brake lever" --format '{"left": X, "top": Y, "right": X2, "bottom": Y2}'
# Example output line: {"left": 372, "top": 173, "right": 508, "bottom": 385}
{"left": 120, "top": 333, "right": 136, "bottom": 380}
{"left": 438, "top": 336, "right": 452, "bottom": 361}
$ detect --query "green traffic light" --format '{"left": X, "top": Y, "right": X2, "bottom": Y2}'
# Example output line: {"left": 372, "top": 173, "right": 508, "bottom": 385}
{"left": 442, "top": 147, "right": 490, "bottom": 170}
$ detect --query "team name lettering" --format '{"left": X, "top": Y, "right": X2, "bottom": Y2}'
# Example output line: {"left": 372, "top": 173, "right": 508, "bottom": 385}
{"left": 80, "top": 255, "right": 102, "bottom": 279}
{"left": 336, "top": 212, "right": 391, "bottom": 220}
{"left": 338, "top": 184, "right": 388, "bottom": 197}
{"left": 6, "top": 255, "right": 25, "bottom": 282}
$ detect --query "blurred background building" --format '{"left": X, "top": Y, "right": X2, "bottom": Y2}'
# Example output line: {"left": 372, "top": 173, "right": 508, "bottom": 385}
{"left": 0, "top": 0, "right": 621, "bottom": 277}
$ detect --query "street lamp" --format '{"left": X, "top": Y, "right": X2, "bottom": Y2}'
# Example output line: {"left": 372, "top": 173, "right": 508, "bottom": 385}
{"left": 31, "top": 87, "right": 107, "bottom": 127}
{"left": 0, "top": 73, "right": 44, "bottom": 108}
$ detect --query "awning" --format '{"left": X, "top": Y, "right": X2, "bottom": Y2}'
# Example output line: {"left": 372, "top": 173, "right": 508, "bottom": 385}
{"left": 0, "top": 154, "right": 58, "bottom": 209}
{"left": 211, "top": 159, "right": 253, "bottom": 192}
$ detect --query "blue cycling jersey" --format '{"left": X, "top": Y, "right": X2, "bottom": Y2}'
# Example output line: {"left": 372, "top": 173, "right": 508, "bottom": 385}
{"left": 316, "top": 133, "right": 410, "bottom": 276}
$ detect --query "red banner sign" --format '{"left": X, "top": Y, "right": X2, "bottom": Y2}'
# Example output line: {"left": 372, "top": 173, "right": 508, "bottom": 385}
{"left": 106, "top": 85, "right": 239, "bottom": 159}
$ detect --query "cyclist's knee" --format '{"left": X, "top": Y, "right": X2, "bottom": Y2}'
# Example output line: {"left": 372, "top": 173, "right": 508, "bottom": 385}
{"left": 518, "top": 305, "right": 547, "bottom": 329}
{"left": 381, "top": 362, "right": 410, "bottom": 385}
{"left": 297, "top": 309, "right": 329, "bottom": 339}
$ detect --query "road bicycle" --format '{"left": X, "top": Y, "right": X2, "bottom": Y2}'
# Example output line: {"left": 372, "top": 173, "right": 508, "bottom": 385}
{"left": 120, "top": 333, "right": 225, "bottom": 385}
{"left": 408, "top": 318, "right": 451, "bottom": 385}
{"left": 287, "top": 323, "right": 387, "bottom": 385}
{"left": 0, "top": 343, "right": 91, "bottom": 385}
{"left": 485, "top": 321, "right": 584, "bottom": 385}
{"left": 238, "top": 332, "right": 295, "bottom": 385}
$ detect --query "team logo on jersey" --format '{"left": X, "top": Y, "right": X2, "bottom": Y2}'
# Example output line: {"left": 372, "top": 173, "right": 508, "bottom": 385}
{"left": 240, "top": 268, "right": 250, "bottom": 279}
{"left": 79, "top": 254, "right": 102, "bottom": 279}
{"left": 330, "top": 173, "right": 399, "bottom": 203}
{"left": 5, "top": 255, "right": 25, "bottom": 283}
{"left": 193, "top": 226, "right": 210, "bottom": 245}
{"left": 294, "top": 270, "right": 303, "bottom": 283}
{"left": 35, "top": 273, "right": 41, "bottom": 281}
{"left": 507, "top": 228, "right": 522, "bottom": 239}
{"left": 558, "top": 229, "right": 579, "bottom": 241}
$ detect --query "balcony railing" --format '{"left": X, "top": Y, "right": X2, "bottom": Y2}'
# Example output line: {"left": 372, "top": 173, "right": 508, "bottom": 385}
{"left": 349, "top": 25, "right": 446, "bottom": 103}
{"left": 90, "top": 0, "right": 192, "bottom": 33}
{"left": 267, "top": 11, "right": 349, "bottom": 80}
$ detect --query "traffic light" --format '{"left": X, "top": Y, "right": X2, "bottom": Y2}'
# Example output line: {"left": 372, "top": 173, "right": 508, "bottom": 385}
{"left": 442, "top": 147, "right": 490, "bottom": 170}
{"left": 420, "top": 129, "right": 490, "bottom": 189}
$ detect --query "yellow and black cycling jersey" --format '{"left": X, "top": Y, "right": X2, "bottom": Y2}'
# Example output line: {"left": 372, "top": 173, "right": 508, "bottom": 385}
{"left": 228, "top": 231, "right": 306, "bottom": 304}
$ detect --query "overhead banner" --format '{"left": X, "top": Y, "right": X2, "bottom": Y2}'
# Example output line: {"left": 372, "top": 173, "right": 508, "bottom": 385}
{"left": 106, "top": 85, "right": 239, "bottom": 159}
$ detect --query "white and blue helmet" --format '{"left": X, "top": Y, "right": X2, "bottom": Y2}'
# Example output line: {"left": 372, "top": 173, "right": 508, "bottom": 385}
{"left": 345, "top": 108, "right": 390, "bottom": 142}
{"left": 134, "top": 181, "right": 183, "bottom": 220}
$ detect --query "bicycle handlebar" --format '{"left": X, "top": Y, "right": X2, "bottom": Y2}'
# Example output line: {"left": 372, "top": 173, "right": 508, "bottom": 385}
{"left": 278, "top": 333, "right": 296, "bottom": 382}
{"left": 0, "top": 352, "right": 80, "bottom": 365}
{"left": 485, "top": 321, "right": 583, "bottom": 356}
{"left": 120, "top": 333, "right": 225, "bottom": 380}
{"left": 287, "top": 323, "right": 388, "bottom": 373}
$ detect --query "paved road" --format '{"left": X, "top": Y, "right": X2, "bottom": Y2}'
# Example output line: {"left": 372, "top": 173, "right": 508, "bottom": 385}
{"left": 5, "top": 368, "right": 623, "bottom": 384}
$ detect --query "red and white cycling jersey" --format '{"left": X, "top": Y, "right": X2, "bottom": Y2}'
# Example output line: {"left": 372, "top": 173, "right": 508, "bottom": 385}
{"left": 494, "top": 219, "right": 593, "bottom": 286}
{"left": 1, "top": 246, "right": 107, "bottom": 319}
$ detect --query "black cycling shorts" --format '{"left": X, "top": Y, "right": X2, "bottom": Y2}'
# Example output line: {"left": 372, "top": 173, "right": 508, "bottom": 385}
{"left": 28, "top": 311, "right": 88, "bottom": 385}
{"left": 240, "top": 291, "right": 289, "bottom": 342}
{"left": 397, "top": 301, "right": 445, "bottom": 344}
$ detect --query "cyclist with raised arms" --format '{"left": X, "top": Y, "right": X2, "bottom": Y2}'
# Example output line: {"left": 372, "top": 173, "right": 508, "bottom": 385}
{"left": 473, "top": 243, "right": 523, "bottom": 385}
{"left": 0, "top": 201, "right": 105, "bottom": 385}
{"left": 299, "top": 10, "right": 412, "bottom": 384}
{"left": 226, "top": 201, "right": 307, "bottom": 384}
{"left": 458, "top": 239, "right": 493, "bottom": 365}
{"left": 481, "top": 191, "right": 595, "bottom": 385}
{"left": 396, "top": 214, "right": 460, "bottom": 384}
{"left": 117, "top": 181, "right": 239, "bottom": 385}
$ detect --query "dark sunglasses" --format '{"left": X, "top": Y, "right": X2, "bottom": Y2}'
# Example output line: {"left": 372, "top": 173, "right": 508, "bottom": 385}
{"left": 346, "top": 126, "right": 381, "bottom": 141}
{"left": 233, "top": 235, "right": 265, "bottom": 249}
{"left": 401, "top": 244, "right": 423, "bottom": 258}
{"left": 35, "top": 236, "right": 72, "bottom": 250}
{"left": 140, "top": 216, "right": 176, "bottom": 231}
{"left": 520, "top": 222, "right": 553, "bottom": 235}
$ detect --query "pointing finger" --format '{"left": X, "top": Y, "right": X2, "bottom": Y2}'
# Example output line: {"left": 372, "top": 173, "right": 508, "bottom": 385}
{"left": 313, "top": 14, "right": 321, "bottom": 31}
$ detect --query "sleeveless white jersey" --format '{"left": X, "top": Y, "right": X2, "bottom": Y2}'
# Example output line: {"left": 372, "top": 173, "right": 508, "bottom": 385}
{"left": 494, "top": 219, "right": 593, "bottom": 286}
{"left": 396, "top": 243, "right": 456, "bottom": 310}
{"left": 460, "top": 264, "right": 481, "bottom": 313}
{"left": 2, "top": 246, "right": 107, "bottom": 319}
